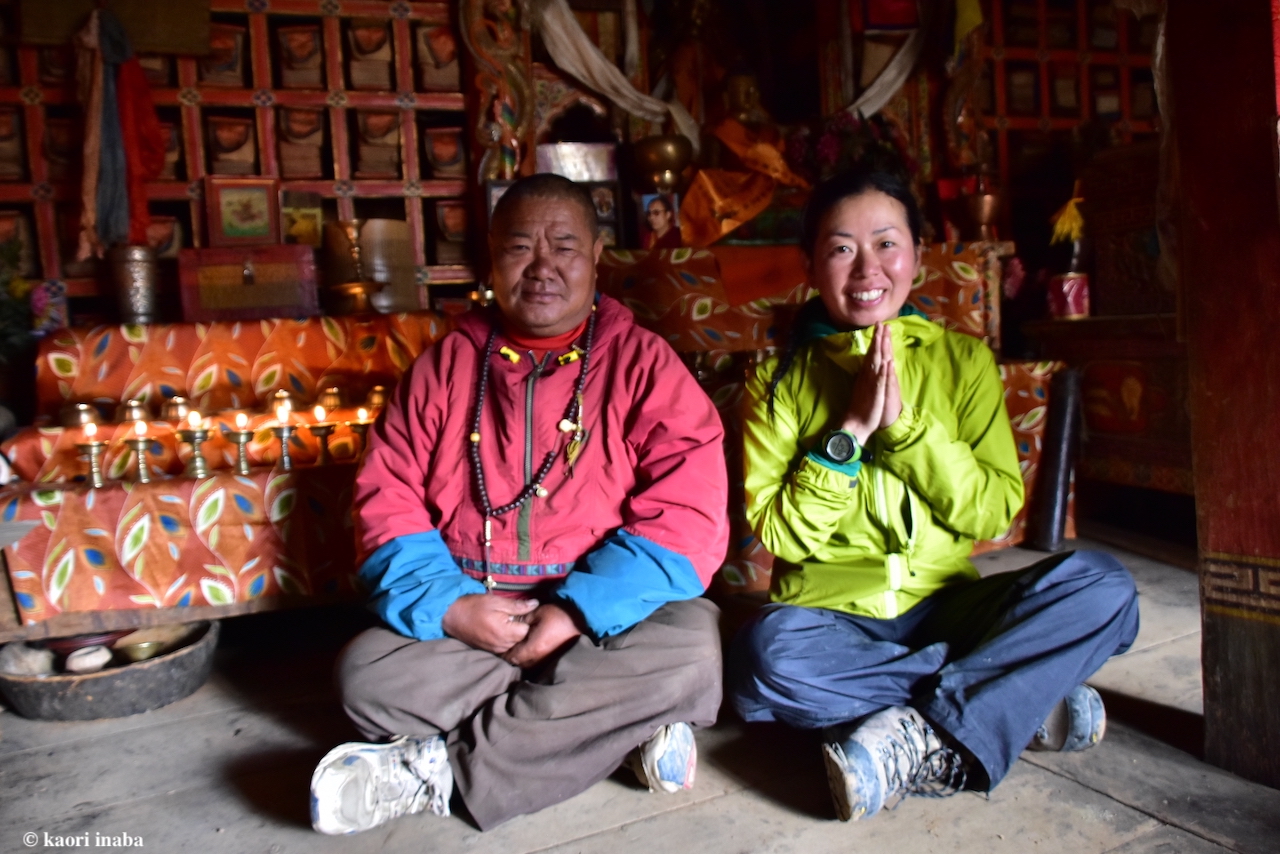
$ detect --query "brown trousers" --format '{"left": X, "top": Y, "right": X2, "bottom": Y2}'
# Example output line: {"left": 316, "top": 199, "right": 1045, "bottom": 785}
{"left": 337, "top": 598, "right": 723, "bottom": 830}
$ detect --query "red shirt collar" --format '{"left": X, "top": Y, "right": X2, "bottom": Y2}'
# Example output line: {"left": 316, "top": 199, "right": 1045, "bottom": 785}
{"left": 500, "top": 316, "right": 589, "bottom": 356}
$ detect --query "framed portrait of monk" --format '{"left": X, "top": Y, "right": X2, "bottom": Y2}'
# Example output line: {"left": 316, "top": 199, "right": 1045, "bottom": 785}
{"left": 639, "top": 193, "right": 682, "bottom": 251}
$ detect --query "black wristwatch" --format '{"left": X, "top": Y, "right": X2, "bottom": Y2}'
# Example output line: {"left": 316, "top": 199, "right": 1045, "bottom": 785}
{"left": 822, "top": 429, "right": 862, "bottom": 465}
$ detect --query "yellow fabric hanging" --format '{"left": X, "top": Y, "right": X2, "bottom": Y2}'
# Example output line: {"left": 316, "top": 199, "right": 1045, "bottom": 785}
{"left": 954, "top": 0, "right": 985, "bottom": 56}
{"left": 1050, "top": 181, "right": 1085, "bottom": 245}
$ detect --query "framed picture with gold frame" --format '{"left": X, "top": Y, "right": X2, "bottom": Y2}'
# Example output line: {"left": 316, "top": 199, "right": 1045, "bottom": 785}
{"left": 204, "top": 177, "right": 280, "bottom": 247}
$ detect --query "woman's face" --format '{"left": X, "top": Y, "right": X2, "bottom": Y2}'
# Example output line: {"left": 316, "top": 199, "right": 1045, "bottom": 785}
{"left": 810, "top": 190, "right": 919, "bottom": 329}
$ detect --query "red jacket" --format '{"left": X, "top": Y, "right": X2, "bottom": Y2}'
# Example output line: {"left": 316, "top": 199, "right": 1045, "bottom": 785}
{"left": 353, "top": 294, "right": 729, "bottom": 639}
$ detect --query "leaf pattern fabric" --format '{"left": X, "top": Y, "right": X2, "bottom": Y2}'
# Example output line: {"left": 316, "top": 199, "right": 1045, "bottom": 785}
{"left": 1, "top": 465, "right": 359, "bottom": 624}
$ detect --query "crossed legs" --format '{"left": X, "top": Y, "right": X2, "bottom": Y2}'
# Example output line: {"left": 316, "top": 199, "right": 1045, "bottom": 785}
{"left": 338, "top": 598, "right": 723, "bottom": 829}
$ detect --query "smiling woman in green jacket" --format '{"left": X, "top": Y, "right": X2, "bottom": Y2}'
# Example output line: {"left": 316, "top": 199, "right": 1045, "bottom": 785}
{"left": 728, "top": 167, "right": 1139, "bottom": 825}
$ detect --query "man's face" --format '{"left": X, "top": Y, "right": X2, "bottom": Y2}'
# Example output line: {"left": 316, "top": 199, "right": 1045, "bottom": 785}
{"left": 646, "top": 200, "right": 671, "bottom": 233}
{"left": 489, "top": 196, "right": 603, "bottom": 338}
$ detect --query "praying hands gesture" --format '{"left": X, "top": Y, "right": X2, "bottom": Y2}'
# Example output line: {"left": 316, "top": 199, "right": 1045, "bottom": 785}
{"left": 839, "top": 322, "right": 902, "bottom": 446}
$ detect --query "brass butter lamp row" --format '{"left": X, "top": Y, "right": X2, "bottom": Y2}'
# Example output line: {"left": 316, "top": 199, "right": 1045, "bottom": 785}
{"left": 77, "top": 407, "right": 378, "bottom": 486}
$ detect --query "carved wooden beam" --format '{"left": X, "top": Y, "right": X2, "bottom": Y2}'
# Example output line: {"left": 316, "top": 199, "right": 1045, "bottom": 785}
{"left": 460, "top": 0, "right": 535, "bottom": 182}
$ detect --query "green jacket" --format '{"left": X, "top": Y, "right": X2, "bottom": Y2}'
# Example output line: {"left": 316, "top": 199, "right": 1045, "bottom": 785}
{"left": 743, "top": 304, "right": 1024, "bottom": 619}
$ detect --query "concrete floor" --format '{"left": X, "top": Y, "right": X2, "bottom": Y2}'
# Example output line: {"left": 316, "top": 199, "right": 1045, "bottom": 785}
{"left": 2, "top": 541, "right": 1278, "bottom": 854}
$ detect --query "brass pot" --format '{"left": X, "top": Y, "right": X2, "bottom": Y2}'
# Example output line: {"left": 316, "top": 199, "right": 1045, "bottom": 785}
{"left": 965, "top": 190, "right": 1002, "bottom": 241}
{"left": 270, "top": 389, "right": 295, "bottom": 416}
{"left": 633, "top": 134, "right": 694, "bottom": 194}
{"left": 60, "top": 402, "right": 101, "bottom": 428}
{"left": 161, "top": 396, "right": 193, "bottom": 423}
{"left": 108, "top": 245, "right": 159, "bottom": 325}
{"left": 365, "top": 385, "right": 388, "bottom": 410}
{"left": 324, "top": 280, "right": 383, "bottom": 316}
{"left": 116, "top": 398, "right": 150, "bottom": 423}
{"left": 316, "top": 386, "right": 344, "bottom": 410}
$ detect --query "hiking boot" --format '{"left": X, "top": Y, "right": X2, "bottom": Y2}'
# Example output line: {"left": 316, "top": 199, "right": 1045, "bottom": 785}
{"left": 1029, "top": 684, "right": 1107, "bottom": 752}
{"left": 822, "top": 705, "right": 968, "bottom": 822}
{"left": 311, "top": 734, "right": 453, "bottom": 835}
{"left": 627, "top": 722, "right": 697, "bottom": 793}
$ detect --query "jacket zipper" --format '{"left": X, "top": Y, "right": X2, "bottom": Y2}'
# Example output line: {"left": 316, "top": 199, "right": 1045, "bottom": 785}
{"left": 518, "top": 354, "right": 549, "bottom": 561}
{"left": 874, "top": 464, "right": 907, "bottom": 619}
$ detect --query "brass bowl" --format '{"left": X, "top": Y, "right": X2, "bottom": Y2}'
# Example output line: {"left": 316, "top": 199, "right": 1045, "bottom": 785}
{"left": 161, "top": 396, "right": 193, "bottom": 422}
{"left": 116, "top": 398, "right": 150, "bottom": 423}
{"left": 60, "top": 402, "right": 101, "bottom": 428}
{"left": 324, "top": 280, "right": 383, "bottom": 316}
{"left": 633, "top": 134, "right": 694, "bottom": 193}
{"left": 116, "top": 641, "right": 164, "bottom": 663}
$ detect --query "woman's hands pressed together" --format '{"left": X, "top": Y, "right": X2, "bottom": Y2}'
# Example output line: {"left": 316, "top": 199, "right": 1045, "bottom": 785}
{"left": 839, "top": 322, "right": 902, "bottom": 446}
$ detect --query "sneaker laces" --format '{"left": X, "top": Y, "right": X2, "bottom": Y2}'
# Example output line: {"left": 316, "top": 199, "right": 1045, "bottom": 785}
{"left": 402, "top": 737, "right": 452, "bottom": 817}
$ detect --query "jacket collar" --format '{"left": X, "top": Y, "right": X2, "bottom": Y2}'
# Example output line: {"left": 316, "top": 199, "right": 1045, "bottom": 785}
{"left": 791, "top": 298, "right": 943, "bottom": 375}
{"left": 454, "top": 292, "right": 633, "bottom": 357}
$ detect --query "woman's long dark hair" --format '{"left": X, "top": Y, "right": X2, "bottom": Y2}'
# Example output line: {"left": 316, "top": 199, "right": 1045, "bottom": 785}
{"left": 767, "top": 167, "right": 924, "bottom": 415}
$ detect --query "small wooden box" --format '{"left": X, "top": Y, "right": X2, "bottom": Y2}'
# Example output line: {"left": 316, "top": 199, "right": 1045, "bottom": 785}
{"left": 178, "top": 245, "right": 319, "bottom": 323}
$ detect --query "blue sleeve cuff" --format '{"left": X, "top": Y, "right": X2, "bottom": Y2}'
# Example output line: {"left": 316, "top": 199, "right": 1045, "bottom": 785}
{"left": 806, "top": 449, "right": 863, "bottom": 479}
{"left": 553, "top": 530, "right": 704, "bottom": 641}
{"left": 358, "top": 530, "right": 486, "bottom": 641}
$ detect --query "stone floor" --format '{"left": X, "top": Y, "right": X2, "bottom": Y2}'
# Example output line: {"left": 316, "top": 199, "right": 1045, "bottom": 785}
{"left": 2, "top": 541, "right": 1278, "bottom": 854}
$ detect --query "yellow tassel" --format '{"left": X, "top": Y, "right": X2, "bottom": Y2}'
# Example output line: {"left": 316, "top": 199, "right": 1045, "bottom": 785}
{"left": 499, "top": 346, "right": 521, "bottom": 363}
{"left": 1050, "top": 180, "right": 1085, "bottom": 245}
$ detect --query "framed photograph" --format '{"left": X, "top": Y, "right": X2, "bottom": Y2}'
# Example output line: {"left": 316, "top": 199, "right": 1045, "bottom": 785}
{"left": 204, "top": 177, "right": 280, "bottom": 247}
{"left": 281, "top": 191, "right": 323, "bottom": 247}
{"left": 639, "top": 193, "right": 682, "bottom": 250}
{"left": 588, "top": 184, "right": 617, "bottom": 222}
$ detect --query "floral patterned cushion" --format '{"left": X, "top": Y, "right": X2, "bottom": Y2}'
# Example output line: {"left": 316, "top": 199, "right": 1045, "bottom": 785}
{"left": 2, "top": 467, "right": 358, "bottom": 626}
{"left": 595, "top": 243, "right": 1003, "bottom": 355}
{"left": 33, "top": 312, "right": 452, "bottom": 419}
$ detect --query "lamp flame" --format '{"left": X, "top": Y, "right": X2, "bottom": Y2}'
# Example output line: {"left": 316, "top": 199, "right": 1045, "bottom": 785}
{"left": 357, "top": 407, "right": 369, "bottom": 422}
{"left": 187, "top": 410, "right": 202, "bottom": 430}
{"left": 234, "top": 412, "right": 248, "bottom": 430}
{"left": 84, "top": 422, "right": 97, "bottom": 439}
{"left": 314, "top": 405, "right": 326, "bottom": 422}
{"left": 133, "top": 420, "right": 147, "bottom": 437}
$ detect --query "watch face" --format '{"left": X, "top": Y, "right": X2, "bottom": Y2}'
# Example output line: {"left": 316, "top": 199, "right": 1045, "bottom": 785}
{"left": 825, "top": 432, "right": 856, "bottom": 463}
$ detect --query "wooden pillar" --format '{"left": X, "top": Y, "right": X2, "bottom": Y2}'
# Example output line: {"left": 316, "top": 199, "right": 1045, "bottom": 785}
{"left": 1168, "top": 0, "right": 1280, "bottom": 787}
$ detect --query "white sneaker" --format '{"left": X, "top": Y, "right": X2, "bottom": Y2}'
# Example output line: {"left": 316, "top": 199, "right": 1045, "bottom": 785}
{"left": 310, "top": 734, "right": 453, "bottom": 835}
{"left": 627, "top": 722, "right": 697, "bottom": 793}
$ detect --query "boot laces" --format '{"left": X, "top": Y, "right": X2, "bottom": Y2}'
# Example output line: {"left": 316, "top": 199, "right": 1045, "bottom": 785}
{"left": 879, "top": 716, "right": 968, "bottom": 806}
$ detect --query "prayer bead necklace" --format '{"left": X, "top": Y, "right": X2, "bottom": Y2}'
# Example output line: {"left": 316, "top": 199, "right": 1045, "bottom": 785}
{"left": 468, "top": 306, "right": 597, "bottom": 579}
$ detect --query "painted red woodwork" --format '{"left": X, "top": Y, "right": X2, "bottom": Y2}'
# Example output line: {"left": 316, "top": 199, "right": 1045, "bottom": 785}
{"left": 1168, "top": 0, "right": 1280, "bottom": 787}
{"left": 1171, "top": 0, "right": 1280, "bottom": 560}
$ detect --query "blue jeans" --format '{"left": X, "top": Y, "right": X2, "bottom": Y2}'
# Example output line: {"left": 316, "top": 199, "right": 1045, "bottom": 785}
{"left": 728, "top": 550, "right": 1140, "bottom": 790}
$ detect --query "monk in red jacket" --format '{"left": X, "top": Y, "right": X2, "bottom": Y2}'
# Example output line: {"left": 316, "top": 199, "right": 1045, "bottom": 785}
{"left": 311, "top": 174, "right": 729, "bottom": 834}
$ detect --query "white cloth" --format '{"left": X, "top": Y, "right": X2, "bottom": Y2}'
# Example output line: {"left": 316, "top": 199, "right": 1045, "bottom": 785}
{"left": 534, "top": 0, "right": 699, "bottom": 154}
